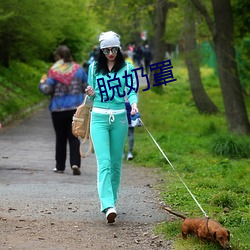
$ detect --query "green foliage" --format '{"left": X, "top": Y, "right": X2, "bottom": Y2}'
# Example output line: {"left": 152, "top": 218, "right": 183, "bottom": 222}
{"left": 210, "top": 191, "right": 238, "bottom": 209}
{"left": 0, "top": 0, "right": 100, "bottom": 66}
{"left": 210, "top": 135, "right": 250, "bottom": 159}
{"left": 236, "top": 37, "right": 250, "bottom": 95}
{"left": 165, "top": 0, "right": 184, "bottom": 44}
{"left": 232, "top": 0, "right": 250, "bottom": 39}
{"left": 0, "top": 60, "right": 48, "bottom": 122}
{"left": 128, "top": 58, "right": 250, "bottom": 249}
{"left": 92, "top": 0, "right": 156, "bottom": 46}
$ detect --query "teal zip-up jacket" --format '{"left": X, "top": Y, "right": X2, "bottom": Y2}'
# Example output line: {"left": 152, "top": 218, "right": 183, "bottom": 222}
{"left": 87, "top": 61, "right": 138, "bottom": 109}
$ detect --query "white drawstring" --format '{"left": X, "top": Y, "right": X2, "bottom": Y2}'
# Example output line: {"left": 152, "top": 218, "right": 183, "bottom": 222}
{"left": 109, "top": 112, "right": 115, "bottom": 124}
{"left": 92, "top": 107, "right": 125, "bottom": 125}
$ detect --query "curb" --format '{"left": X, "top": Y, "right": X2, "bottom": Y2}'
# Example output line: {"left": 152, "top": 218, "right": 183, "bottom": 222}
{"left": 0, "top": 100, "right": 48, "bottom": 128}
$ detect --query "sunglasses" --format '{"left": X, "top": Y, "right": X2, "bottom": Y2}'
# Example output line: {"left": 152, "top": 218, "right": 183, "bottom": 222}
{"left": 102, "top": 47, "right": 119, "bottom": 55}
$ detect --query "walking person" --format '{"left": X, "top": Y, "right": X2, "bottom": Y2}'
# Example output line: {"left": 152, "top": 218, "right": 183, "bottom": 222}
{"left": 143, "top": 44, "right": 153, "bottom": 74}
{"left": 39, "top": 45, "right": 88, "bottom": 175}
{"left": 133, "top": 44, "right": 144, "bottom": 67}
{"left": 85, "top": 31, "right": 139, "bottom": 223}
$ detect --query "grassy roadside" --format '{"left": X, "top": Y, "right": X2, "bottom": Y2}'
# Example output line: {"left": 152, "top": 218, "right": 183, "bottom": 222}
{"left": 0, "top": 60, "right": 50, "bottom": 125}
{"left": 128, "top": 59, "right": 250, "bottom": 250}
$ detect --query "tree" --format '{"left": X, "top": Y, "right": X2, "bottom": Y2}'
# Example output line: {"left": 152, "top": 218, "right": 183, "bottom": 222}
{"left": 0, "top": 0, "right": 59, "bottom": 66}
{"left": 0, "top": 0, "right": 98, "bottom": 66}
{"left": 150, "top": 0, "right": 177, "bottom": 93}
{"left": 91, "top": 0, "right": 156, "bottom": 47}
{"left": 191, "top": 0, "right": 250, "bottom": 134}
{"left": 184, "top": 1, "right": 218, "bottom": 114}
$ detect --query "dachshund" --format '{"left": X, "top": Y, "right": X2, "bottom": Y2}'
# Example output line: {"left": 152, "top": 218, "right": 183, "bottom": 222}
{"left": 162, "top": 206, "right": 231, "bottom": 249}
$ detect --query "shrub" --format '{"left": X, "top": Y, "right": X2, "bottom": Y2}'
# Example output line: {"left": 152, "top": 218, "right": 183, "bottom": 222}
{"left": 210, "top": 191, "right": 237, "bottom": 209}
{"left": 210, "top": 135, "right": 250, "bottom": 159}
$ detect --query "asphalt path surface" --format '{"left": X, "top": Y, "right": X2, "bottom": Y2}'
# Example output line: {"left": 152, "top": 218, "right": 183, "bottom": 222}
{"left": 0, "top": 105, "right": 173, "bottom": 249}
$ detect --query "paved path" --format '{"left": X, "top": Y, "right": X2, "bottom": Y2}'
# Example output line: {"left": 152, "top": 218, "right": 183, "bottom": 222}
{"left": 0, "top": 106, "right": 171, "bottom": 249}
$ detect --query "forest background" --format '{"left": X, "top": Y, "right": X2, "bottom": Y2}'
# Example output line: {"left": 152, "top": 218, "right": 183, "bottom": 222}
{"left": 0, "top": 0, "right": 249, "bottom": 249}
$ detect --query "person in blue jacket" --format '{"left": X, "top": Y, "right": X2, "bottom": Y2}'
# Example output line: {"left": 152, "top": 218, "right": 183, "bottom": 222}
{"left": 85, "top": 31, "right": 139, "bottom": 223}
{"left": 39, "top": 45, "right": 88, "bottom": 176}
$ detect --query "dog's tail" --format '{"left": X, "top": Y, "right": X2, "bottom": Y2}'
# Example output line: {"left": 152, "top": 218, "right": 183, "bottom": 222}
{"left": 162, "top": 206, "right": 187, "bottom": 220}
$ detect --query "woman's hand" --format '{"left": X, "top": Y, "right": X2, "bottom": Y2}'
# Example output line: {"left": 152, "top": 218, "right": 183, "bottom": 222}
{"left": 131, "top": 103, "right": 138, "bottom": 116}
{"left": 40, "top": 74, "right": 47, "bottom": 83}
{"left": 85, "top": 86, "right": 95, "bottom": 97}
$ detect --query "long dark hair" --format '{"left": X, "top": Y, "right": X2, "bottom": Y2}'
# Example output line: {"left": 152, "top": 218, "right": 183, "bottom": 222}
{"left": 95, "top": 48, "right": 126, "bottom": 75}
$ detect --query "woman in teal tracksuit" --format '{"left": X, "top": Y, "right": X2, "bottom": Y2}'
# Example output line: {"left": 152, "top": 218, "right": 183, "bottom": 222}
{"left": 86, "top": 31, "right": 138, "bottom": 223}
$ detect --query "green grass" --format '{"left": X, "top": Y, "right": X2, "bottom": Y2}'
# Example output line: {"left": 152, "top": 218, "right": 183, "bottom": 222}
{"left": 0, "top": 60, "right": 50, "bottom": 123}
{"left": 127, "top": 58, "right": 250, "bottom": 250}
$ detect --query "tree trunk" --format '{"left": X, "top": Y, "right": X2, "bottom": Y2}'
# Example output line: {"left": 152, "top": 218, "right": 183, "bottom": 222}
{"left": 184, "top": 4, "right": 218, "bottom": 114}
{"left": 152, "top": 0, "right": 168, "bottom": 64}
{"left": 212, "top": 0, "right": 250, "bottom": 134}
{"left": 191, "top": 0, "right": 250, "bottom": 134}
{"left": 150, "top": 0, "right": 171, "bottom": 93}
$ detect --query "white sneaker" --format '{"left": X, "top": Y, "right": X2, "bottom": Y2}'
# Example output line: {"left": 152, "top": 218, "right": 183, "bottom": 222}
{"left": 72, "top": 165, "right": 81, "bottom": 175}
{"left": 53, "top": 168, "right": 64, "bottom": 173}
{"left": 105, "top": 207, "right": 117, "bottom": 223}
{"left": 127, "top": 152, "right": 133, "bottom": 160}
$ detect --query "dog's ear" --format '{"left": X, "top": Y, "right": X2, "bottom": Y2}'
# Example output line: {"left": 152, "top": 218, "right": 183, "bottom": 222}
{"left": 227, "top": 230, "right": 230, "bottom": 240}
{"left": 213, "top": 231, "right": 217, "bottom": 240}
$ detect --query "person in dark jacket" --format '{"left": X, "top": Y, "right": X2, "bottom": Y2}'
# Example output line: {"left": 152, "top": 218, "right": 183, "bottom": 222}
{"left": 143, "top": 44, "right": 153, "bottom": 74}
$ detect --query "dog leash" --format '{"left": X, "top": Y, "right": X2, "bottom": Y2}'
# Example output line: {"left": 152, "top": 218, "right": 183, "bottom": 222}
{"left": 139, "top": 118, "right": 209, "bottom": 218}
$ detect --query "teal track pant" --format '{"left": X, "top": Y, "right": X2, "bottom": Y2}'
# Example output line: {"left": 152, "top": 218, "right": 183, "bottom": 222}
{"left": 90, "top": 111, "right": 128, "bottom": 212}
